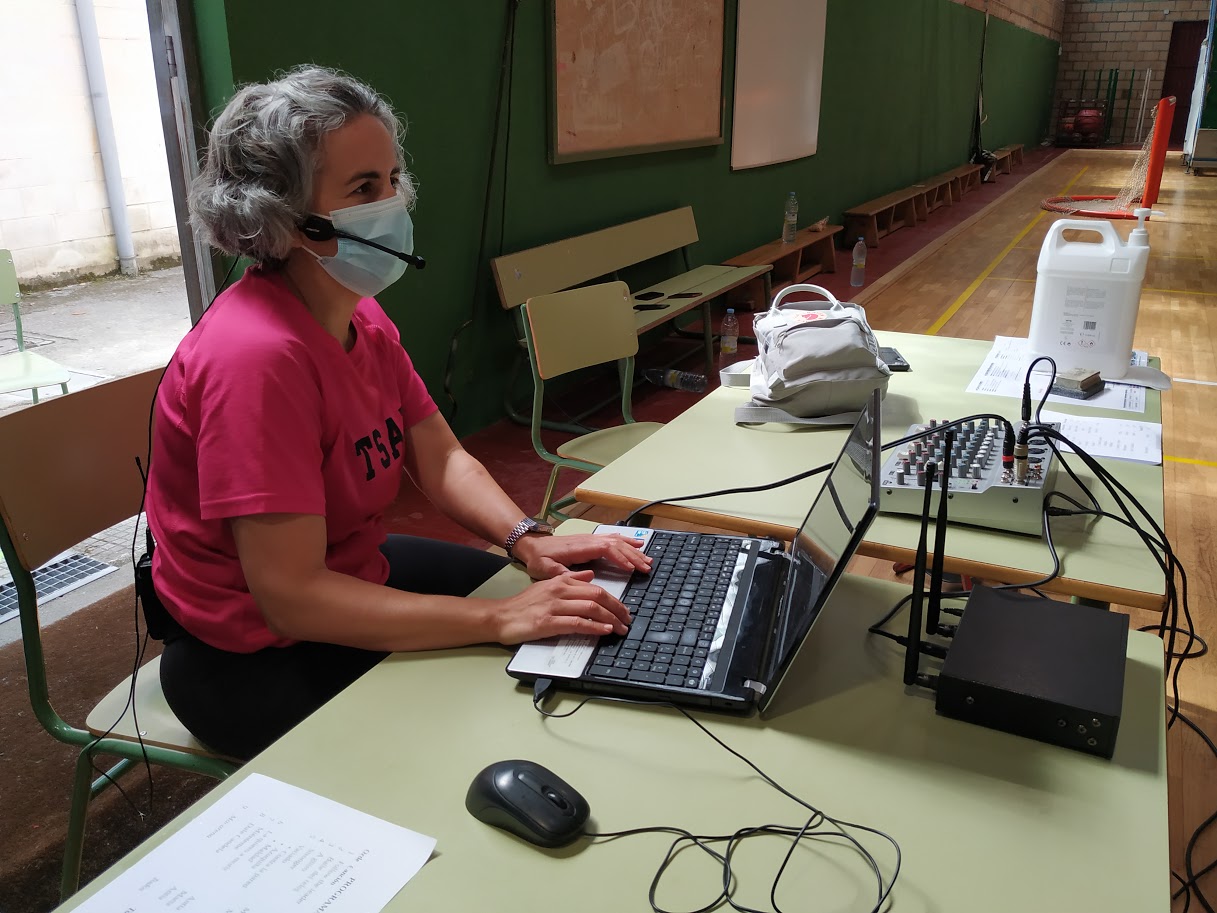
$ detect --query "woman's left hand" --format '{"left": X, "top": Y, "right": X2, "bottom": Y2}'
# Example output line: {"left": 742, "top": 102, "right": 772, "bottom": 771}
{"left": 512, "top": 533, "right": 652, "bottom": 580}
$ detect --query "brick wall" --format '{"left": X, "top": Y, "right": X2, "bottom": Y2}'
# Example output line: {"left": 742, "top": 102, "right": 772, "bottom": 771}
{"left": 951, "top": 0, "right": 1068, "bottom": 40}
{"left": 1055, "top": 0, "right": 1211, "bottom": 143}
{"left": 0, "top": 0, "right": 179, "bottom": 285}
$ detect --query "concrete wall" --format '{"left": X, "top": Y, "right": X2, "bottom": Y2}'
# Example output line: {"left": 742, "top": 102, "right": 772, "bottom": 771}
{"left": 1055, "top": 0, "right": 1211, "bottom": 142}
{"left": 952, "top": 0, "right": 1068, "bottom": 40}
{"left": 0, "top": 0, "right": 180, "bottom": 286}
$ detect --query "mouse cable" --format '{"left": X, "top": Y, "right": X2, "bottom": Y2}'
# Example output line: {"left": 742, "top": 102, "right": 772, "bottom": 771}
{"left": 621, "top": 411, "right": 1018, "bottom": 528}
{"left": 82, "top": 255, "right": 245, "bottom": 824}
{"left": 531, "top": 688, "right": 901, "bottom": 913}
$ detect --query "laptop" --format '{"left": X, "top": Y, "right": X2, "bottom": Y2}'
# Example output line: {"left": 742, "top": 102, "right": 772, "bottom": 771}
{"left": 507, "top": 389, "right": 881, "bottom": 714}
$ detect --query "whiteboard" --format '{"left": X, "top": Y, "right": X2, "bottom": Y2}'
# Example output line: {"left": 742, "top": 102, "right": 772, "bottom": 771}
{"left": 730, "top": 0, "right": 827, "bottom": 170}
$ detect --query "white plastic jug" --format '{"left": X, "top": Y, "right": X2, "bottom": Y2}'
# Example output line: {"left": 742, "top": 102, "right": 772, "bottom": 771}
{"left": 1027, "top": 211, "right": 1156, "bottom": 379}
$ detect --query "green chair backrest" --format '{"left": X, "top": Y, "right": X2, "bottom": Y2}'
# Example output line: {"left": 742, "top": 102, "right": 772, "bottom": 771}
{"left": 1, "top": 249, "right": 23, "bottom": 349}
{"left": 0, "top": 249, "right": 18, "bottom": 308}
{"left": 521, "top": 281, "right": 638, "bottom": 380}
{"left": 0, "top": 368, "right": 162, "bottom": 575}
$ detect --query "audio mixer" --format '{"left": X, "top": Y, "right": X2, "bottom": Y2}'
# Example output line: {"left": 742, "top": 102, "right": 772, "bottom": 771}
{"left": 878, "top": 419, "right": 1057, "bottom": 536}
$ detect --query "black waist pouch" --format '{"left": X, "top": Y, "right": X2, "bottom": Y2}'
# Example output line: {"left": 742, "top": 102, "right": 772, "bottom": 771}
{"left": 135, "top": 551, "right": 181, "bottom": 641}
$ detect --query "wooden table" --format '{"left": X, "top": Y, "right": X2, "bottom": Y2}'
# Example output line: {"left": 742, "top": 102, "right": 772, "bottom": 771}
{"left": 57, "top": 531, "right": 1169, "bottom": 912}
{"left": 577, "top": 332, "right": 1167, "bottom": 609}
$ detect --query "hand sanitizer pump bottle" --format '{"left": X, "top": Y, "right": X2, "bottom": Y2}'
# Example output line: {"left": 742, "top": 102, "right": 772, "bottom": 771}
{"left": 1027, "top": 209, "right": 1161, "bottom": 379}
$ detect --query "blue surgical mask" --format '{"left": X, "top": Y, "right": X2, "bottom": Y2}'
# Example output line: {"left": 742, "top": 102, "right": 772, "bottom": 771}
{"left": 305, "top": 195, "right": 415, "bottom": 298}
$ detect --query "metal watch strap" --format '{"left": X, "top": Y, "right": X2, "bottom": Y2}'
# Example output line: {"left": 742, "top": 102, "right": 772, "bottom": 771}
{"left": 504, "top": 518, "right": 538, "bottom": 560}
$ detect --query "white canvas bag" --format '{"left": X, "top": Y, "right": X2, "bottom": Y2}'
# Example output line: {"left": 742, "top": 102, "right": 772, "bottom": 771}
{"left": 728, "top": 284, "right": 890, "bottom": 425}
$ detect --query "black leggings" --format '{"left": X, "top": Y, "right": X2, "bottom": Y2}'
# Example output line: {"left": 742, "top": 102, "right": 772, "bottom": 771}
{"left": 158, "top": 535, "right": 509, "bottom": 761}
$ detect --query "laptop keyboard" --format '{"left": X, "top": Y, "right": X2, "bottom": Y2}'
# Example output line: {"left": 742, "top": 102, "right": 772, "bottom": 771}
{"left": 589, "top": 532, "right": 742, "bottom": 690}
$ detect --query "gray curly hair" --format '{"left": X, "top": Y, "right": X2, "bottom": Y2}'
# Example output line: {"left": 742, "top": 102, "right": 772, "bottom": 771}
{"left": 189, "top": 65, "right": 416, "bottom": 265}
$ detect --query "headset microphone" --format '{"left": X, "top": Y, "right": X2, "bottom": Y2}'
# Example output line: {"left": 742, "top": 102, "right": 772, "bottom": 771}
{"left": 300, "top": 215, "right": 427, "bottom": 269}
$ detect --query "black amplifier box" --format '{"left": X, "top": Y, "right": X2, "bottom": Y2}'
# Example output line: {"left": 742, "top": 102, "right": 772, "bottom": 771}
{"left": 935, "top": 586, "right": 1128, "bottom": 759}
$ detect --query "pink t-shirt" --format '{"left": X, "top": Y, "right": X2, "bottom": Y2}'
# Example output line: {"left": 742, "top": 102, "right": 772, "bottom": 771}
{"left": 146, "top": 267, "right": 438, "bottom": 652}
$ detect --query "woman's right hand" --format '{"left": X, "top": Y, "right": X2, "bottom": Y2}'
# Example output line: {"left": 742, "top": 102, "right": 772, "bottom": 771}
{"left": 492, "top": 571, "right": 631, "bottom": 645}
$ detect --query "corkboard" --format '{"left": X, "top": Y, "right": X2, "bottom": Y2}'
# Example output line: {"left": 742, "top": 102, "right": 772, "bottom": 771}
{"left": 549, "top": 0, "right": 725, "bottom": 164}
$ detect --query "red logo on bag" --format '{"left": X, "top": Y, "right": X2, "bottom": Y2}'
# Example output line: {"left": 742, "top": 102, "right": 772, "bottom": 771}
{"left": 798, "top": 311, "right": 826, "bottom": 321}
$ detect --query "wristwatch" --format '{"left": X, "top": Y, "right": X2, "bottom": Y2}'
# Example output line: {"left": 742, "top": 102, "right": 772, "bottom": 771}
{"left": 504, "top": 517, "right": 555, "bottom": 560}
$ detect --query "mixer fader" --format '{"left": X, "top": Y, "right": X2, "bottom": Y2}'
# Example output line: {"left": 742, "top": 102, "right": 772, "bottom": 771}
{"left": 879, "top": 419, "right": 1057, "bottom": 536}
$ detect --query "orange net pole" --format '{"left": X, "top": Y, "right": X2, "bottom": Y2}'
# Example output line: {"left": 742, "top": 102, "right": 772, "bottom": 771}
{"left": 1141, "top": 97, "right": 1176, "bottom": 207}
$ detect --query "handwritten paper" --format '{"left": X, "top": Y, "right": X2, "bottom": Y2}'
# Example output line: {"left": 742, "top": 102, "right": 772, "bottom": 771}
{"left": 967, "top": 336, "right": 1147, "bottom": 414}
{"left": 1039, "top": 410, "right": 1162, "bottom": 464}
{"left": 74, "top": 773, "right": 435, "bottom": 913}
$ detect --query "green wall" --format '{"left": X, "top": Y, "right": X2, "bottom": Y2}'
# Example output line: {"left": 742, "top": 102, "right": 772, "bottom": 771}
{"left": 983, "top": 17, "right": 1061, "bottom": 149}
{"left": 192, "top": 0, "right": 1058, "bottom": 436}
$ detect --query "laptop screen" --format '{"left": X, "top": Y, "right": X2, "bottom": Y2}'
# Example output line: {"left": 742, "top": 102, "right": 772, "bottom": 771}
{"left": 760, "top": 389, "right": 881, "bottom": 706}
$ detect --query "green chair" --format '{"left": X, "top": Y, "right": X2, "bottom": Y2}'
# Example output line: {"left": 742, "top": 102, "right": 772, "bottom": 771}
{"left": 0, "top": 249, "right": 70, "bottom": 404}
{"left": 521, "top": 281, "right": 664, "bottom": 521}
{"left": 0, "top": 368, "right": 239, "bottom": 900}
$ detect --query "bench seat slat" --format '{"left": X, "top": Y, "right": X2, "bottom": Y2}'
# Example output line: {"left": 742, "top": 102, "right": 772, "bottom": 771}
{"left": 631, "top": 264, "right": 769, "bottom": 333}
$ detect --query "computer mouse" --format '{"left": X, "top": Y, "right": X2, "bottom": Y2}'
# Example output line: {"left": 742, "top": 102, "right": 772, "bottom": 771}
{"left": 465, "top": 759, "right": 590, "bottom": 848}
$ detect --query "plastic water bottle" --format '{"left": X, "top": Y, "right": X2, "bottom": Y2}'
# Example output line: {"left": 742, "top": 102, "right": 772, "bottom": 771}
{"left": 850, "top": 237, "right": 867, "bottom": 287}
{"left": 720, "top": 308, "right": 739, "bottom": 358}
{"left": 642, "top": 368, "right": 706, "bottom": 393}
{"left": 782, "top": 192, "right": 798, "bottom": 243}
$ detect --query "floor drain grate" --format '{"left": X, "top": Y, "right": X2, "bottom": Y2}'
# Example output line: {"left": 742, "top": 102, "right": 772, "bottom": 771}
{"left": 0, "top": 553, "right": 118, "bottom": 623}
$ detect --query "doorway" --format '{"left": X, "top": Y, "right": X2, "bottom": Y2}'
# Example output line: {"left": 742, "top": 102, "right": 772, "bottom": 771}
{"left": 1163, "top": 19, "right": 1210, "bottom": 145}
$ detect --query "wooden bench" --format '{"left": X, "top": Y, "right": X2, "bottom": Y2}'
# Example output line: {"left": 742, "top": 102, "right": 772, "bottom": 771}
{"left": 843, "top": 187, "right": 924, "bottom": 248}
{"left": 910, "top": 172, "right": 956, "bottom": 218}
{"left": 492, "top": 206, "right": 768, "bottom": 352}
{"left": 490, "top": 207, "right": 769, "bottom": 423}
{"left": 993, "top": 144, "right": 1023, "bottom": 175}
{"left": 723, "top": 223, "right": 842, "bottom": 306}
{"left": 944, "top": 163, "right": 983, "bottom": 199}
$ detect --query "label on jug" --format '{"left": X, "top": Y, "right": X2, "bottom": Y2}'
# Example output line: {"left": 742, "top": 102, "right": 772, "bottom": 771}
{"left": 1054, "top": 284, "right": 1108, "bottom": 351}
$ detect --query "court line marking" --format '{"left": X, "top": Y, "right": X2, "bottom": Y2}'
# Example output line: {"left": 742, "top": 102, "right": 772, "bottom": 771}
{"left": 1166, "top": 456, "right": 1217, "bottom": 467}
{"left": 927, "top": 167, "right": 1088, "bottom": 335}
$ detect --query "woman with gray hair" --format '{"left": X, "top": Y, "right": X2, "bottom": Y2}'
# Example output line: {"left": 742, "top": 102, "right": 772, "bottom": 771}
{"left": 145, "top": 65, "right": 648, "bottom": 760}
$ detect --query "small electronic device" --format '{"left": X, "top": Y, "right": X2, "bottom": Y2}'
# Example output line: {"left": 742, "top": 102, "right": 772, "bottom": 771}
{"left": 635, "top": 291, "right": 664, "bottom": 301}
{"left": 935, "top": 586, "right": 1128, "bottom": 759}
{"left": 878, "top": 419, "right": 1057, "bottom": 536}
{"left": 878, "top": 346, "right": 910, "bottom": 371}
{"left": 465, "top": 760, "right": 590, "bottom": 848}
{"left": 633, "top": 302, "right": 669, "bottom": 311}
{"left": 667, "top": 291, "right": 701, "bottom": 299}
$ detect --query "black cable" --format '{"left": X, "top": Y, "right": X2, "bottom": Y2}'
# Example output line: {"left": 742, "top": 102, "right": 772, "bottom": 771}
{"left": 622, "top": 461, "right": 833, "bottom": 527}
{"left": 622, "top": 412, "right": 1017, "bottom": 528}
{"left": 1173, "top": 709, "right": 1217, "bottom": 913}
{"left": 1026, "top": 355, "right": 1057, "bottom": 424}
{"left": 83, "top": 255, "right": 243, "bottom": 823}
{"left": 441, "top": 0, "right": 520, "bottom": 422}
{"left": 533, "top": 691, "right": 901, "bottom": 913}
{"left": 1033, "top": 427, "right": 1192, "bottom": 724}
